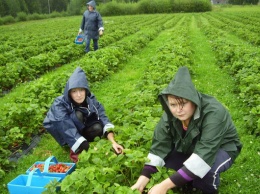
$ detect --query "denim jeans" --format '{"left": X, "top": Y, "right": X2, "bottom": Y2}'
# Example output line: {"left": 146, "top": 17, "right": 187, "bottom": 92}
{"left": 85, "top": 38, "right": 98, "bottom": 53}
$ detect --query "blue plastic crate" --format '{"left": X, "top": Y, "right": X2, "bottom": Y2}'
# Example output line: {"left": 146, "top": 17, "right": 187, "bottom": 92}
{"left": 7, "top": 168, "right": 61, "bottom": 194}
{"left": 26, "top": 156, "right": 76, "bottom": 181}
{"left": 75, "top": 35, "right": 85, "bottom": 44}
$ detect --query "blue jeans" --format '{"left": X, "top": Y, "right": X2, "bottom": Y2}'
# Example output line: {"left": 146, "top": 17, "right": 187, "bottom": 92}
{"left": 164, "top": 149, "right": 233, "bottom": 193}
{"left": 85, "top": 38, "right": 98, "bottom": 53}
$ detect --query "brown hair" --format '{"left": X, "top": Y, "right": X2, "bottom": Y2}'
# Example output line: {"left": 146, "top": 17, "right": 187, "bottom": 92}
{"left": 167, "top": 95, "right": 185, "bottom": 109}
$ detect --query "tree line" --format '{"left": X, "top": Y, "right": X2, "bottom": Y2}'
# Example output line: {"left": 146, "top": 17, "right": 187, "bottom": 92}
{"left": 0, "top": 0, "right": 71, "bottom": 17}
{"left": 0, "top": 0, "right": 138, "bottom": 17}
{"left": 229, "top": 0, "right": 259, "bottom": 4}
{"left": 0, "top": 0, "right": 259, "bottom": 18}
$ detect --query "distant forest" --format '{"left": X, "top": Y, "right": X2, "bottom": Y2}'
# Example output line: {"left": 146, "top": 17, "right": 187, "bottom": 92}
{"left": 0, "top": 0, "right": 139, "bottom": 17}
{"left": 0, "top": 0, "right": 258, "bottom": 17}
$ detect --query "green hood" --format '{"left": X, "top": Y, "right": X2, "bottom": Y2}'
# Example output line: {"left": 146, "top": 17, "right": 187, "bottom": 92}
{"left": 159, "top": 66, "right": 201, "bottom": 114}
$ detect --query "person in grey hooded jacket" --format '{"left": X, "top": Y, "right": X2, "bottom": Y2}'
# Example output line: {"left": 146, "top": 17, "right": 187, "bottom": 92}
{"left": 131, "top": 66, "right": 242, "bottom": 194}
{"left": 78, "top": 1, "right": 104, "bottom": 53}
{"left": 43, "top": 67, "right": 123, "bottom": 162}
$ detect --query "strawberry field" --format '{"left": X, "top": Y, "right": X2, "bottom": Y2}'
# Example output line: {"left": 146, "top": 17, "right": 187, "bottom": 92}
{"left": 1, "top": 6, "right": 260, "bottom": 194}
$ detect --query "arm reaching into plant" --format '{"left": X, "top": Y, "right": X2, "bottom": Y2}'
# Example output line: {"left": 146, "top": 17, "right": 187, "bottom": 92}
{"left": 147, "top": 179, "right": 175, "bottom": 194}
{"left": 107, "top": 132, "right": 124, "bottom": 154}
{"left": 131, "top": 175, "right": 150, "bottom": 193}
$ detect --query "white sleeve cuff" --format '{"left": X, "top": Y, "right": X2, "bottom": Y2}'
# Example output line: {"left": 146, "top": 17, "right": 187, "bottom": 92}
{"left": 103, "top": 123, "right": 114, "bottom": 134}
{"left": 184, "top": 153, "right": 211, "bottom": 178}
{"left": 71, "top": 136, "right": 86, "bottom": 153}
{"left": 99, "top": 27, "right": 104, "bottom": 31}
{"left": 145, "top": 153, "right": 165, "bottom": 167}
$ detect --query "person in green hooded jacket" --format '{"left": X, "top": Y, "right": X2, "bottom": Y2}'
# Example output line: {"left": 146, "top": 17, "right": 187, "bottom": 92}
{"left": 131, "top": 66, "right": 242, "bottom": 194}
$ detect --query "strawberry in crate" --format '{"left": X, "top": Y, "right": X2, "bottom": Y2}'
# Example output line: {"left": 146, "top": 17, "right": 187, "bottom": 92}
{"left": 26, "top": 156, "right": 76, "bottom": 180}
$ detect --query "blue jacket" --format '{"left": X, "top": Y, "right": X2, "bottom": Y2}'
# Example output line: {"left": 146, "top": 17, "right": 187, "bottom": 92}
{"left": 80, "top": 1, "right": 104, "bottom": 39}
{"left": 43, "top": 67, "right": 114, "bottom": 152}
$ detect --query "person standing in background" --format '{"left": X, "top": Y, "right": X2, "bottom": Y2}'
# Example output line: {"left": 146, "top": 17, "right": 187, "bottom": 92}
{"left": 78, "top": 1, "right": 104, "bottom": 53}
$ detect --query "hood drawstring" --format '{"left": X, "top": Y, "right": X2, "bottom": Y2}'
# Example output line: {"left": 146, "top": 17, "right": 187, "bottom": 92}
{"left": 93, "top": 105, "right": 99, "bottom": 120}
{"left": 71, "top": 102, "right": 99, "bottom": 120}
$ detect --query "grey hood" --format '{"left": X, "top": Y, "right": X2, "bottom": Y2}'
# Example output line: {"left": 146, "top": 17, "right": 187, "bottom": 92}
{"left": 86, "top": 0, "right": 96, "bottom": 9}
{"left": 63, "top": 67, "right": 90, "bottom": 103}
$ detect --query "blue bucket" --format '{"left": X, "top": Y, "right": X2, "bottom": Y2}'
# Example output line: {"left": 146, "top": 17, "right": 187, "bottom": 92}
{"left": 26, "top": 156, "right": 76, "bottom": 181}
{"left": 75, "top": 35, "right": 85, "bottom": 44}
{"left": 7, "top": 168, "right": 61, "bottom": 194}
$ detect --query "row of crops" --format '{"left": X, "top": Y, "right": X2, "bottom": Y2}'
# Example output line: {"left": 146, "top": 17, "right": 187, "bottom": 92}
{"left": 198, "top": 12, "right": 260, "bottom": 136}
{"left": 0, "top": 10, "right": 259, "bottom": 187}
{"left": 0, "top": 15, "right": 170, "bottom": 93}
{"left": 0, "top": 14, "right": 179, "bottom": 179}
